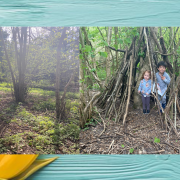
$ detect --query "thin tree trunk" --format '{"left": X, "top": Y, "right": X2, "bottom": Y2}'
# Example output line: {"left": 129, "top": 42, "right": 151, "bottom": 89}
{"left": 105, "top": 27, "right": 112, "bottom": 85}
{"left": 0, "top": 27, "right": 16, "bottom": 92}
{"left": 170, "top": 27, "right": 173, "bottom": 120}
{"left": 114, "top": 27, "right": 118, "bottom": 69}
{"left": 18, "top": 27, "right": 27, "bottom": 102}
{"left": 59, "top": 73, "right": 74, "bottom": 121}
{"left": 56, "top": 28, "right": 67, "bottom": 119}
{"left": 79, "top": 29, "right": 86, "bottom": 106}
{"left": 123, "top": 54, "right": 133, "bottom": 125}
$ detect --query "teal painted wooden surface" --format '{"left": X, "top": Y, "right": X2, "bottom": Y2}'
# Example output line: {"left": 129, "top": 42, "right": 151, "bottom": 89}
{"left": 1, "top": 1, "right": 180, "bottom": 180}
{"left": 26, "top": 155, "right": 180, "bottom": 180}
{"left": 0, "top": 0, "right": 180, "bottom": 26}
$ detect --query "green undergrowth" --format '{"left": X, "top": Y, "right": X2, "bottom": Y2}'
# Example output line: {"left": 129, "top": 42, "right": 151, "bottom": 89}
{"left": 29, "top": 88, "right": 56, "bottom": 96}
{"left": 82, "top": 118, "right": 100, "bottom": 131}
{"left": 0, "top": 105, "right": 80, "bottom": 154}
{"left": 0, "top": 82, "right": 12, "bottom": 92}
{"left": 31, "top": 98, "right": 79, "bottom": 113}
{"left": 0, "top": 83, "right": 80, "bottom": 154}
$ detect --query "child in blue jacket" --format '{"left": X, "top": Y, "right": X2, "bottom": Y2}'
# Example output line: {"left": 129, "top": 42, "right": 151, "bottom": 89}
{"left": 138, "top": 70, "right": 152, "bottom": 114}
{"left": 155, "top": 61, "right": 171, "bottom": 113}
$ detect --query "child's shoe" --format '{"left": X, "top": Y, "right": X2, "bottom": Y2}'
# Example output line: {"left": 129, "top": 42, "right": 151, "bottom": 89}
{"left": 143, "top": 109, "right": 146, "bottom": 114}
{"left": 146, "top": 110, "right": 150, "bottom": 114}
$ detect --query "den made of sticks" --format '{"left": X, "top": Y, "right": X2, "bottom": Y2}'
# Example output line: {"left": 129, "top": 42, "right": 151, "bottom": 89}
{"left": 79, "top": 27, "right": 180, "bottom": 154}
{"left": 0, "top": 27, "right": 80, "bottom": 154}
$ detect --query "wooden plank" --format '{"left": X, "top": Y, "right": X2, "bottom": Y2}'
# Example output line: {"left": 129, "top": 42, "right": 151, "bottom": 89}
{"left": 27, "top": 155, "right": 180, "bottom": 180}
{"left": 0, "top": 0, "right": 180, "bottom": 26}
{"left": 1, "top": 1, "right": 180, "bottom": 180}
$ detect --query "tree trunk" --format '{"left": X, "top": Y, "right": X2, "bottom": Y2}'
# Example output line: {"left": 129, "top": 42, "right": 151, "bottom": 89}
{"left": 0, "top": 27, "right": 28, "bottom": 103}
{"left": 114, "top": 27, "right": 118, "bottom": 69}
{"left": 55, "top": 28, "right": 67, "bottom": 119}
{"left": 18, "top": 27, "right": 28, "bottom": 102}
{"left": 170, "top": 27, "right": 174, "bottom": 120}
{"left": 105, "top": 27, "right": 112, "bottom": 85}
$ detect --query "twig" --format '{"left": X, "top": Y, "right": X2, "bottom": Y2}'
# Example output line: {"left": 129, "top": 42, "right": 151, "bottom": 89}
{"left": 98, "top": 111, "right": 106, "bottom": 137}
{"left": 108, "top": 139, "right": 114, "bottom": 152}
{"left": 144, "top": 27, "right": 163, "bottom": 127}
{"left": 166, "top": 114, "right": 179, "bottom": 138}
{"left": 167, "top": 27, "right": 179, "bottom": 52}
{"left": 84, "top": 92, "right": 101, "bottom": 113}
{"left": 92, "top": 116, "right": 102, "bottom": 126}
{"left": 123, "top": 46, "right": 134, "bottom": 125}
{"left": 133, "top": 124, "right": 154, "bottom": 132}
{"left": 146, "top": 149, "right": 165, "bottom": 154}
{"left": 97, "top": 27, "right": 106, "bottom": 42}
{"left": 108, "top": 144, "right": 118, "bottom": 154}
{"left": 163, "top": 142, "right": 179, "bottom": 151}
{"left": 112, "top": 93, "right": 118, "bottom": 122}
{"left": 177, "top": 98, "right": 180, "bottom": 114}
{"left": 154, "top": 51, "right": 174, "bottom": 56}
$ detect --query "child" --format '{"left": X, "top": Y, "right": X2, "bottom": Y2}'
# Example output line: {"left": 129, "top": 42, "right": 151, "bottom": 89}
{"left": 155, "top": 61, "right": 171, "bottom": 113}
{"left": 138, "top": 70, "right": 152, "bottom": 114}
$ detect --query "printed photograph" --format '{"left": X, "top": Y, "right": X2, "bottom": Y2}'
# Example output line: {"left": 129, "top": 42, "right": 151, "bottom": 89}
{"left": 0, "top": 27, "right": 80, "bottom": 154}
{"left": 79, "top": 27, "right": 180, "bottom": 154}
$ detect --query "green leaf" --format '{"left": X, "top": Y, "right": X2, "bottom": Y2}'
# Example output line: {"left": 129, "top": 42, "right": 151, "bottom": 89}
{"left": 87, "top": 85, "right": 92, "bottom": 89}
{"left": 154, "top": 137, "right": 160, "bottom": 143}
{"left": 114, "top": 44, "right": 118, "bottom": 50}
{"left": 99, "top": 52, "right": 108, "bottom": 58}
{"left": 84, "top": 45, "right": 91, "bottom": 52}
{"left": 175, "top": 72, "right": 179, "bottom": 76}
{"left": 129, "top": 148, "right": 134, "bottom": 154}
{"left": 137, "top": 62, "right": 140, "bottom": 68}
{"left": 88, "top": 34, "right": 93, "bottom": 39}
{"left": 103, "top": 41, "right": 108, "bottom": 46}
{"left": 125, "top": 38, "right": 131, "bottom": 44}
{"left": 83, "top": 127, "right": 89, "bottom": 131}
{"left": 121, "top": 144, "right": 124, "bottom": 148}
{"left": 79, "top": 44, "right": 82, "bottom": 50}
{"left": 117, "top": 38, "right": 123, "bottom": 44}
{"left": 79, "top": 54, "right": 83, "bottom": 59}
{"left": 90, "top": 68, "right": 96, "bottom": 72}
{"left": 91, "top": 54, "right": 95, "bottom": 58}
{"left": 79, "top": 79, "right": 85, "bottom": 83}
{"left": 85, "top": 75, "right": 90, "bottom": 78}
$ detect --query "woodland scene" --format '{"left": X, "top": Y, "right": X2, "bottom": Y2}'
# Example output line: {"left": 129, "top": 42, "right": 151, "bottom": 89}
{"left": 0, "top": 27, "right": 80, "bottom": 154}
{"left": 79, "top": 27, "right": 180, "bottom": 154}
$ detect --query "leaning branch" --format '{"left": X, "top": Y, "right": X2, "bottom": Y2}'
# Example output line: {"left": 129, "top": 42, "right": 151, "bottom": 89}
{"left": 123, "top": 43, "right": 134, "bottom": 125}
{"left": 79, "top": 28, "right": 103, "bottom": 89}
{"left": 108, "top": 46, "right": 126, "bottom": 53}
{"left": 167, "top": 27, "right": 179, "bottom": 52}
{"left": 150, "top": 27, "right": 162, "bottom": 53}
{"left": 154, "top": 51, "right": 174, "bottom": 56}
{"left": 84, "top": 92, "right": 101, "bottom": 113}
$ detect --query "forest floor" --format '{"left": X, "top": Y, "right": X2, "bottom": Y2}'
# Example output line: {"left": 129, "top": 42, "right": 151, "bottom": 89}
{"left": 0, "top": 83, "right": 80, "bottom": 154}
{"left": 80, "top": 96, "right": 180, "bottom": 154}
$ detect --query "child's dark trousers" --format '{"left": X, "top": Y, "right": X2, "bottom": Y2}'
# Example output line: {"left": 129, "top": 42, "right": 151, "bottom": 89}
{"left": 141, "top": 95, "right": 150, "bottom": 110}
